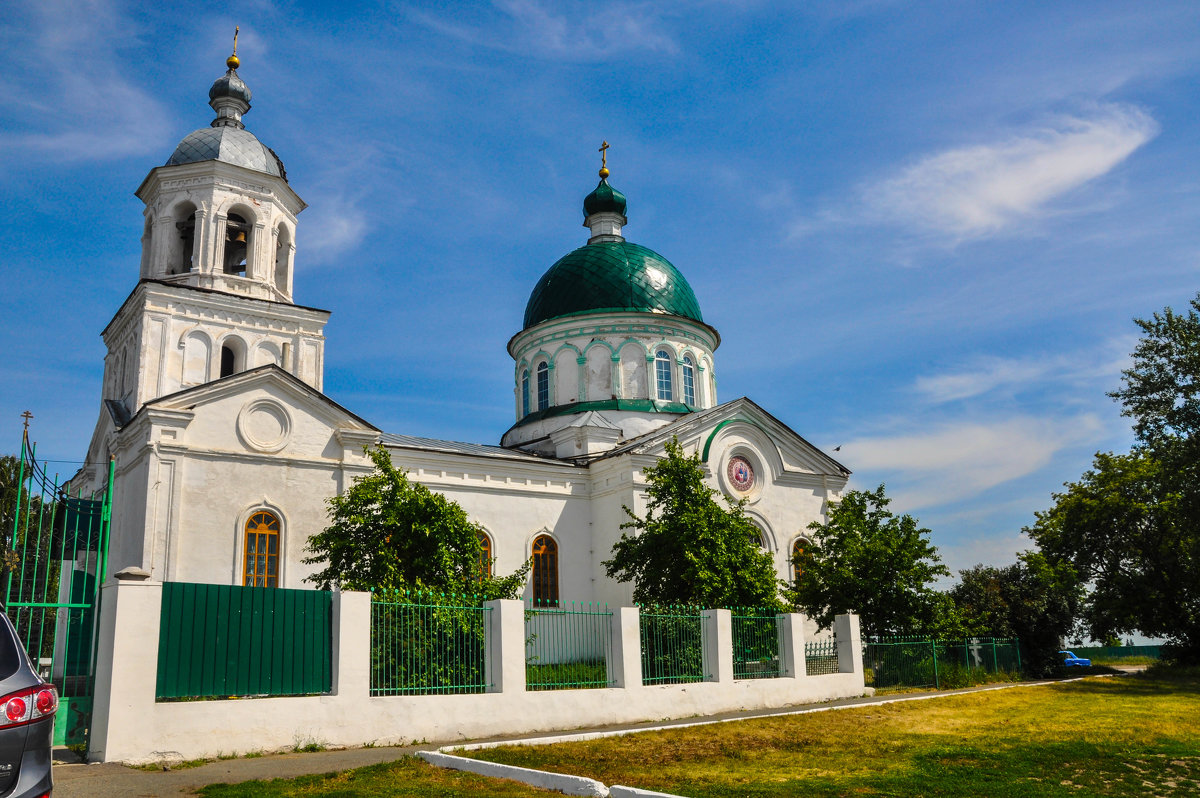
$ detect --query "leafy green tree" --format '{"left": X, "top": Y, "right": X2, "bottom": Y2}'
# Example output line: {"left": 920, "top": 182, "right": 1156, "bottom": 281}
{"left": 787, "top": 485, "right": 949, "bottom": 637}
{"left": 303, "top": 447, "right": 527, "bottom": 599}
{"left": 1029, "top": 293, "right": 1200, "bottom": 662}
{"left": 604, "top": 439, "right": 782, "bottom": 609}
{"left": 951, "top": 552, "right": 1082, "bottom": 676}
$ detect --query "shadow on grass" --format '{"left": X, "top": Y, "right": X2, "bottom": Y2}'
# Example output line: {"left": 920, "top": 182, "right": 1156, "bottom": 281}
{"left": 1055, "top": 667, "right": 1200, "bottom": 698}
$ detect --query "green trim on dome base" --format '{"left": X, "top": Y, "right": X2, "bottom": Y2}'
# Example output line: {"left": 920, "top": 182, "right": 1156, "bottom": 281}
{"left": 510, "top": 398, "right": 696, "bottom": 430}
{"left": 523, "top": 241, "right": 704, "bottom": 330}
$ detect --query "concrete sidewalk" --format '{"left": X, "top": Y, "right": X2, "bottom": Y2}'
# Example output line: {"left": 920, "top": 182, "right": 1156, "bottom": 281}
{"left": 49, "top": 680, "right": 1067, "bottom": 797}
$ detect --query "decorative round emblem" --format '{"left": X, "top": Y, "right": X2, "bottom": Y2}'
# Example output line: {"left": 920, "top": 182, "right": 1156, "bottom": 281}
{"left": 727, "top": 455, "right": 755, "bottom": 492}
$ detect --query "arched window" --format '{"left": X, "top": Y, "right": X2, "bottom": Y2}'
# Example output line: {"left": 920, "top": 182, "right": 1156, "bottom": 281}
{"left": 244, "top": 511, "right": 280, "bottom": 587}
{"left": 521, "top": 369, "right": 530, "bottom": 416}
{"left": 175, "top": 210, "right": 197, "bottom": 275}
{"left": 655, "top": 350, "right": 673, "bottom": 401}
{"left": 478, "top": 532, "right": 493, "bottom": 578}
{"left": 682, "top": 355, "right": 696, "bottom": 406}
{"left": 220, "top": 337, "right": 246, "bottom": 378}
{"left": 536, "top": 362, "right": 550, "bottom": 411}
{"left": 791, "top": 538, "right": 808, "bottom": 582}
{"left": 224, "top": 212, "right": 250, "bottom": 277}
{"left": 531, "top": 535, "right": 558, "bottom": 606}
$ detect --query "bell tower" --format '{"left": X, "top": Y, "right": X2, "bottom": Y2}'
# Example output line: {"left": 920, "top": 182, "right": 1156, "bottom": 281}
{"left": 96, "top": 39, "right": 330, "bottom": 421}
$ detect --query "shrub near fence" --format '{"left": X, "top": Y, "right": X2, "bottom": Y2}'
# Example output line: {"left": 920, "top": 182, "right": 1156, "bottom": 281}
{"left": 525, "top": 601, "right": 614, "bottom": 690}
{"left": 731, "top": 610, "right": 782, "bottom": 680}
{"left": 156, "top": 582, "right": 332, "bottom": 700}
{"left": 370, "top": 591, "right": 491, "bottom": 696}
{"left": 640, "top": 605, "right": 707, "bottom": 685}
{"left": 863, "top": 636, "right": 1021, "bottom": 690}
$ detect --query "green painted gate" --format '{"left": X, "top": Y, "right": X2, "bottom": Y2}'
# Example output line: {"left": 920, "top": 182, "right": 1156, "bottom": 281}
{"left": 3, "top": 427, "right": 113, "bottom": 747}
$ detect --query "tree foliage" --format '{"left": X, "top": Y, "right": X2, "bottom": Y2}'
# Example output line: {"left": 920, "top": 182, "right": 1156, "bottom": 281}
{"left": 304, "top": 447, "right": 527, "bottom": 598}
{"left": 786, "top": 485, "right": 949, "bottom": 637}
{"left": 604, "top": 439, "right": 782, "bottom": 609}
{"left": 1029, "top": 292, "right": 1200, "bottom": 662}
{"left": 951, "top": 552, "right": 1083, "bottom": 676}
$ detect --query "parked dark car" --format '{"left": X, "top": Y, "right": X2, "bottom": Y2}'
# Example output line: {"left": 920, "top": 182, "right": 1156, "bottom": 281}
{"left": 0, "top": 606, "right": 56, "bottom": 798}
{"left": 1059, "top": 650, "right": 1092, "bottom": 667}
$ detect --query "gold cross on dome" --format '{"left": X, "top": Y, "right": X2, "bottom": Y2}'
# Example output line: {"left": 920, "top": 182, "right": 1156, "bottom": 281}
{"left": 599, "top": 140, "right": 609, "bottom": 169}
{"left": 233, "top": 25, "right": 240, "bottom": 55}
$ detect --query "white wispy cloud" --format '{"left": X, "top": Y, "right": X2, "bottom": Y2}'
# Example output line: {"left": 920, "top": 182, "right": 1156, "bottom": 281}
{"left": 864, "top": 103, "right": 1158, "bottom": 240}
{"left": 300, "top": 201, "right": 369, "bottom": 264}
{"left": 914, "top": 339, "right": 1132, "bottom": 404}
{"left": 0, "top": 0, "right": 172, "bottom": 162}
{"left": 841, "top": 414, "right": 1104, "bottom": 510}
{"left": 410, "top": 0, "right": 679, "bottom": 60}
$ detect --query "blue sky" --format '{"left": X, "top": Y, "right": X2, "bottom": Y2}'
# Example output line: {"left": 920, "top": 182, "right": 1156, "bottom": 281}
{"left": 2, "top": 0, "right": 1198, "bottom": 579}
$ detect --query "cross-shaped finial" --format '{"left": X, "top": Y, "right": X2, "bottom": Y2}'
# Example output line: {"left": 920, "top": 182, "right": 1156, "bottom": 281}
{"left": 20, "top": 410, "right": 32, "bottom": 432}
{"left": 233, "top": 26, "right": 240, "bottom": 56}
{"left": 599, "top": 141, "right": 609, "bottom": 169}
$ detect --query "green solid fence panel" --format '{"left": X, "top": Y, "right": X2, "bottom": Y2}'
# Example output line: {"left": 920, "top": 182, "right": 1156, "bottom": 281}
{"left": 731, "top": 610, "right": 782, "bottom": 680}
{"left": 155, "top": 582, "right": 333, "bottom": 699}
{"left": 805, "top": 638, "right": 840, "bottom": 676}
{"left": 639, "top": 606, "right": 707, "bottom": 685}
{"left": 370, "top": 592, "right": 491, "bottom": 696}
{"left": 525, "top": 600, "right": 614, "bottom": 691}
{"left": 1071, "top": 645, "right": 1161, "bottom": 661}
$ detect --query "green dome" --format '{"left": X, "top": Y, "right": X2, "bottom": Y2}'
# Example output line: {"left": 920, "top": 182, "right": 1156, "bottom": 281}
{"left": 523, "top": 240, "right": 704, "bottom": 329}
{"left": 583, "top": 178, "right": 627, "bottom": 217}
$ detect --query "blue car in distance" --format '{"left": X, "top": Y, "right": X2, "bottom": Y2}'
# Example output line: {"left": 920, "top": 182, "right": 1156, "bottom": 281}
{"left": 1059, "top": 650, "right": 1092, "bottom": 667}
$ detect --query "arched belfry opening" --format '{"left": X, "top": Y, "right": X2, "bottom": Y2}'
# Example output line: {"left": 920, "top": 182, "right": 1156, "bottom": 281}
{"left": 219, "top": 336, "right": 247, "bottom": 378}
{"left": 274, "top": 223, "right": 291, "bottom": 293}
{"left": 224, "top": 213, "right": 250, "bottom": 277}
{"left": 173, "top": 204, "right": 198, "bottom": 275}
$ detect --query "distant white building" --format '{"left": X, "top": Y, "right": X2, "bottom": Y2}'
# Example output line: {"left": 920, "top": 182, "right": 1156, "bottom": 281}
{"left": 72, "top": 54, "right": 850, "bottom": 608}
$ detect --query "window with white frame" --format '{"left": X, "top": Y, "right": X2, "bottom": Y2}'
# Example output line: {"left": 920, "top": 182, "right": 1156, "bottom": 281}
{"left": 521, "top": 369, "right": 530, "bottom": 416}
{"left": 682, "top": 355, "right": 696, "bottom": 405}
{"left": 655, "top": 350, "right": 673, "bottom": 401}
{"left": 536, "top": 362, "right": 549, "bottom": 410}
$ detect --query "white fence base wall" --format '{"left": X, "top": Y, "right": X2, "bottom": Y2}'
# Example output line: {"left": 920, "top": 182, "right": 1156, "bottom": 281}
{"left": 89, "top": 581, "right": 870, "bottom": 764}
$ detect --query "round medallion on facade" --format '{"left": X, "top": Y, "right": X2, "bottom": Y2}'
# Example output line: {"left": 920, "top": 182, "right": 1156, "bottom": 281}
{"left": 726, "top": 455, "right": 755, "bottom": 492}
{"left": 236, "top": 399, "right": 292, "bottom": 453}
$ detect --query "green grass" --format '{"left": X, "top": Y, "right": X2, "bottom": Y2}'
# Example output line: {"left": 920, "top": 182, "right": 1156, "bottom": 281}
{"left": 466, "top": 668, "right": 1200, "bottom": 797}
{"left": 198, "top": 756, "right": 557, "bottom": 797}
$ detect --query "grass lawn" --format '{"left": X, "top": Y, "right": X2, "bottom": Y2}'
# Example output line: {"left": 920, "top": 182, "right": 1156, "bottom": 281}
{"left": 197, "top": 756, "right": 556, "bottom": 797}
{"left": 467, "top": 668, "right": 1200, "bottom": 797}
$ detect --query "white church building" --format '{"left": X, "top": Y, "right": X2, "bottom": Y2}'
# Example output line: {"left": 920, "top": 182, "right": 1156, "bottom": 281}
{"left": 71, "top": 53, "right": 851, "bottom": 609}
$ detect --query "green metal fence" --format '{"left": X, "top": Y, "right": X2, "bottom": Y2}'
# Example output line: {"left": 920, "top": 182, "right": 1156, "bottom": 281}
{"left": 731, "top": 609, "right": 782, "bottom": 680}
{"left": 1071, "top": 645, "right": 1160, "bottom": 662}
{"left": 156, "top": 582, "right": 332, "bottom": 699}
{"left": 370, "top": 591, "right": 491, "bottom": 696}
{"left": 863, "top": 636, "right": 1021, "bottom": 689}
{"left": 640, "top": 605, "right": 707, "bottom": 685}
{"left": 4, "top": 430, "right": 113, "bottom": 745}
{"left": 525, "top": 600, "right": 614, "bottom": 690}
{"left": 805, "top": 638, "right": 840, "bottom": 676}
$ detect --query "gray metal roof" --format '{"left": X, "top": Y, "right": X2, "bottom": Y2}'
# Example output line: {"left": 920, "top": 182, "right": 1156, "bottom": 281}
{"left": 167, "top": 126, "right": 283, "bottom": 177}
{"left": 380, "top": 433, "right": 571, "bottom": 465}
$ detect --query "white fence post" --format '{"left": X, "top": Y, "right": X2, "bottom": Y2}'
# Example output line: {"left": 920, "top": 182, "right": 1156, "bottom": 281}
{"left": 777, "top": 613, "right": 807, "bottom": 678}
{"left": 333, "top": 591, "right": 371, "bottom": 696}
{"left": 834, "top": 613, "right": 863, "bottom": 676}
{"left": 485, "top": 599, "right": 525, "bottom": 694}
{"left": 88, "top": 572, "right": 163, "bottom": 763}
{"left": 702, "top": 608, "right": 733, "bottom": 683}
{"left": 609, "top": 605, "right": 642, "bottom": 688}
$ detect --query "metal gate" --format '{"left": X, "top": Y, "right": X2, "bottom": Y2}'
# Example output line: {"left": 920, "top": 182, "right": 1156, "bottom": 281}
{"left": 3, "top": 425, "right": 113, "bottom": 747}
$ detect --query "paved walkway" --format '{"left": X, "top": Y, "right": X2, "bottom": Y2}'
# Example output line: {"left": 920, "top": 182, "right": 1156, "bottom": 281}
{"left": 49, "top": 679, "right": 1078, "bottom": 797}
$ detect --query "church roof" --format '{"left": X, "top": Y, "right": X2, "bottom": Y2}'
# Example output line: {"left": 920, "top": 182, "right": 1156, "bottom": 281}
{"left": 380, "top": 433, "right": 572, "bottom": 465}
{"left": 522, "top": 240, "right": 704, "bottom": 330}
{"left": 167, "top": 126, "right": 284, "bottom": 178}
{"left": 583, "top": 177, "right": 627, "bottom": 216}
